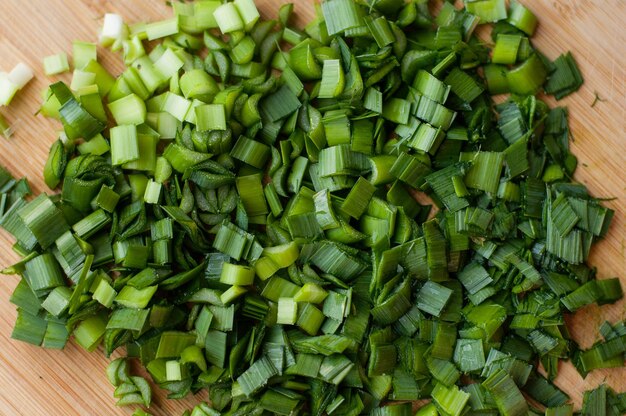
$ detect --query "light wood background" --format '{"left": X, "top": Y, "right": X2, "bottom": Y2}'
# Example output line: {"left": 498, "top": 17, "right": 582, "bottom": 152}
{"left": 0, "top": 0, "right": 624, "bottom": 414}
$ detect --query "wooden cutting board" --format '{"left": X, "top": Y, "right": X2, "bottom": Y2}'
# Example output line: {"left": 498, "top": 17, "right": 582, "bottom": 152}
{"left": 0, "top": 0, "right": 624, "bottom": 414}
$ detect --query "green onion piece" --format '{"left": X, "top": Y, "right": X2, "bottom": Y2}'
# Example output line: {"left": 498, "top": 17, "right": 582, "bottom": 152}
{"left": 364, "top": 87, "right": 383, "bottom": 113}
{"left": 213, "top": 2, "right": 244, "bottom": 33}
{"left": 77, "top": 133, "right": 110, "bottom": 156}
{"left": 92, "top": 279, "right": 116, "bottom": 308}
{"left": 163, "top": 143, "right": 211, "bottom": 173}
{"left": 321, "top": 0, "right": 364, "bottom": 35}
{"left": 254, "top": 256, "right": 279, "bottom": 280}
{"left": 145, "top": 18, "right": 179, "bottom": 40}
{"left": 382, "top": 98, "right": 412, "bottom": 125}
{"left": 143, "top": 180, "right": 161, "bottom": 204}
{"left": 484, "top": 64, "right": 510, "bottom": 94}
{"left": 350, "top": 119, "right": 373, "bottom": 155}
{"left": 318, "top": 59, "right": 345, "bottom": 99}
{"left": 288, "top": 156, "right": 309, "bottom": 194}
{"left": 237, "top": 356, "right": 278, "bottom": 396}
{"left": 264, "top": 183, "right": 283, "bottom": 217}
{"left": 234, "top": 0, "right": 260, "bottom": 31}
{"left": 508, "top": 0, "right": 538, "bottom": 36}
{"left": 82, "top": 60, "right": 115, "bottom": 96}
{"left": 231, "top": 136, "right": 270, "bottom": 168}
{"left": 461, "top": 151, "right": 505, "bottom": 194}
{"left": 163, "top": 92, "right": 192, "bottom": 122}
{"left": 287, "top": 212, "right": 323, "bottom": 241}
{"left": 311, "top": 189, "right": 339, "bottom": 230}
{"left": 78, "top": 85, "right": 107, "bottom": 122}
{"left": 42, "top": 139, "right": 68, "bottom": 189}
{"left": 412, "top": 95, "right": 457, "bottom": 130}
{"left": 413, "top": 70, "right": 450, "bottom": 104}
{"left": 465, "top": 0, "right": 507, "bottom": 22}
{"left": 8, "top": 63, "right": 34, "bottom": 90}
{"left": 365, "top": 16, "right": 395, "bottom": 48}
{"left": 43, "top": 53, "right": 70, "bottom": 76}
{"left": 482, "top": 368, "right": 529, "bottom": 416}
{"left": 180, "top": 69, "right": 219, "bottom": 101}
{"left": 220, "top": 262, "right": 255, "bottom": 286}
{"left": 213, "top": 221, "right": 252, "bottom": 260}
{"left": 50, "top": 81, "right": 107, "bottom": 139}
{"left": 110, "top": 125, "right": 139, "bottom": 166}
{"left": 19, "top": 193, "right": 70, "bottom": 249}
{"left": 11, "top": 309, "right": 47, "bottom": 346}
{"left": 492, "top": 34, "right": 523, "bottom": 65}
{"left": 70, "top": 69, "right": 96, "bottom": 91}
{"left": 296, "top": 303, "right": 325, "bottom": 336}
{"left": 294, "top": 283, "right": 329, "bottom": 304}
{"left": 72, "top": 209, "right": 110, "bottom": 239}
{"left": 74, "top": 313, "right": 107, "bottom": 351}
{"left": 414, "top": 403, "right": 438, "bottom": 416}
{"left": 454, "top": 338, "right": 485, "bottom": 372}
{"left": 195, "top": 103, "right": 226, "bottom": 131}
{"left": 277, "top": 297, "right": 298, "bottom": 325}
{"left": 408, "top": 123, "right": 445, "bottom": 155}
{"left": 154, "top": 48, "right": 184, "bottom": 81}
{"left": 236, "top": 174, "right": 268, "bottom": 218}
{"left": 230, "top": 36, "right": 256, "bottom": 65}
{"left": 416, "top": 281, "right": 453, "bottom": 317}
{"left": 107, "top": 308, "right": 149, "bottom": 333}
{"left": 108, "top": 94, "right": 147, "bottom": 125}
{"left": 115, "top": 285, "right": 158, "bottom": 309}
{"left": 368, "top": 155, "right": 396, "bottom": 186}
{"left": 507, "top": 54, "right": 547, "bottom": 95}
{"left": 544, "top": 52, "right": 584, "bottom": 100}
{"left": 164, "top": 360, "right": 182, "bottom": 382}
{"left": 40, "top": 286, "right": 71, "bottom": 317}
{"left": 445, "top": 68, "right": 484, "bottom": 103}
{"left": 261, "top": 85, "right": 302, "bottom": 123}
{"left": 431, "top": 383, "right": 470, "bottom": 416}
{"left": 340, "top": 177, "right": 375, "bottom": 219}
{"left": 0, "top": 76, "right": 20, "bottom": 107}
{"left": 323, "top": 110, "right": 351, "bottom": 146}
{"left": 73, "top": 41, "right": 97, "bottom": 69}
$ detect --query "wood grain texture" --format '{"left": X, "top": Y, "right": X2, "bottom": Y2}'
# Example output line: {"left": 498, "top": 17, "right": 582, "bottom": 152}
{"left": 0, "top": 0, "right": 624, "bottom": 414}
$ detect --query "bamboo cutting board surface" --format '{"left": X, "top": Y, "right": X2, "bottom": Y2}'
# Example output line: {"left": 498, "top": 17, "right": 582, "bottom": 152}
{"left": 0, "top": 0, "right": 624, "bottom": 414}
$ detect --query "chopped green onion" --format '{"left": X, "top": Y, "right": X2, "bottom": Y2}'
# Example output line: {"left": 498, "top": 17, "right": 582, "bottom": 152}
{"left": 431, "top": 383, "right": 470, "bottom": 416}
{"left": 72, "top": 41, "right": 97, "bottom": 69}
{"left": 43, "top": 53, "right": 70, "bottom": 76}
{"left": 74, "top": 313, "right": 107, "bottom": 351}
{"left": 145, "top": 18, "right": 179, "bottom": 40}
{"left": 508, "top": 1, "right": 538, "bottom": 36}
{"left": 492, "top": 34, "right": 522, "bottom": 65}
{"left": 482, "top": 369, "right": 529, "bottom": 416}
{"left": 507, "top": 54, "right": 547, "bottom": 95}
{"left": 0, "top": 1, "right": 621, "bottom": 414}
{"left": 322, "top": 0, "right": 364, "bottom": 35}
{"left": 195, "top": 103, "right": 226, "bottom": 131}
{"left": 341, "top": 177, "right": 375, "bottom": 219}
{"left": 545, "top": 52, "right": 584, "bottom": 99}
{"left": 318, "top": 59, "right": 345, "bottom": 99}
{"left": 213, "top": 3, "right": 244, "bottom": 34}
{"left": 110, "top": 125, "right": 139, "bottom": 166}
{"left": 277, "top": 297, "right": 298, "bottom": 325}
{"left": 465, "top": 0, "right": 507, "bottom": 22}
{"left": 108, "top": 94, "right": 146, "bottom": 125}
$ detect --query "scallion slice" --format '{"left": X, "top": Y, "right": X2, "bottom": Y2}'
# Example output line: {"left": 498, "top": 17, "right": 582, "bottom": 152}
{"left": 43, "top": 53, "right": 70, "bottom": 76}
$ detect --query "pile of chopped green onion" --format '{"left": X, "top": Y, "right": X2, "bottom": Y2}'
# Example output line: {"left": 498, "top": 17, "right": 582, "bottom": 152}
{"left": 1, "top": 0, "right": 624, "bottom": 415}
